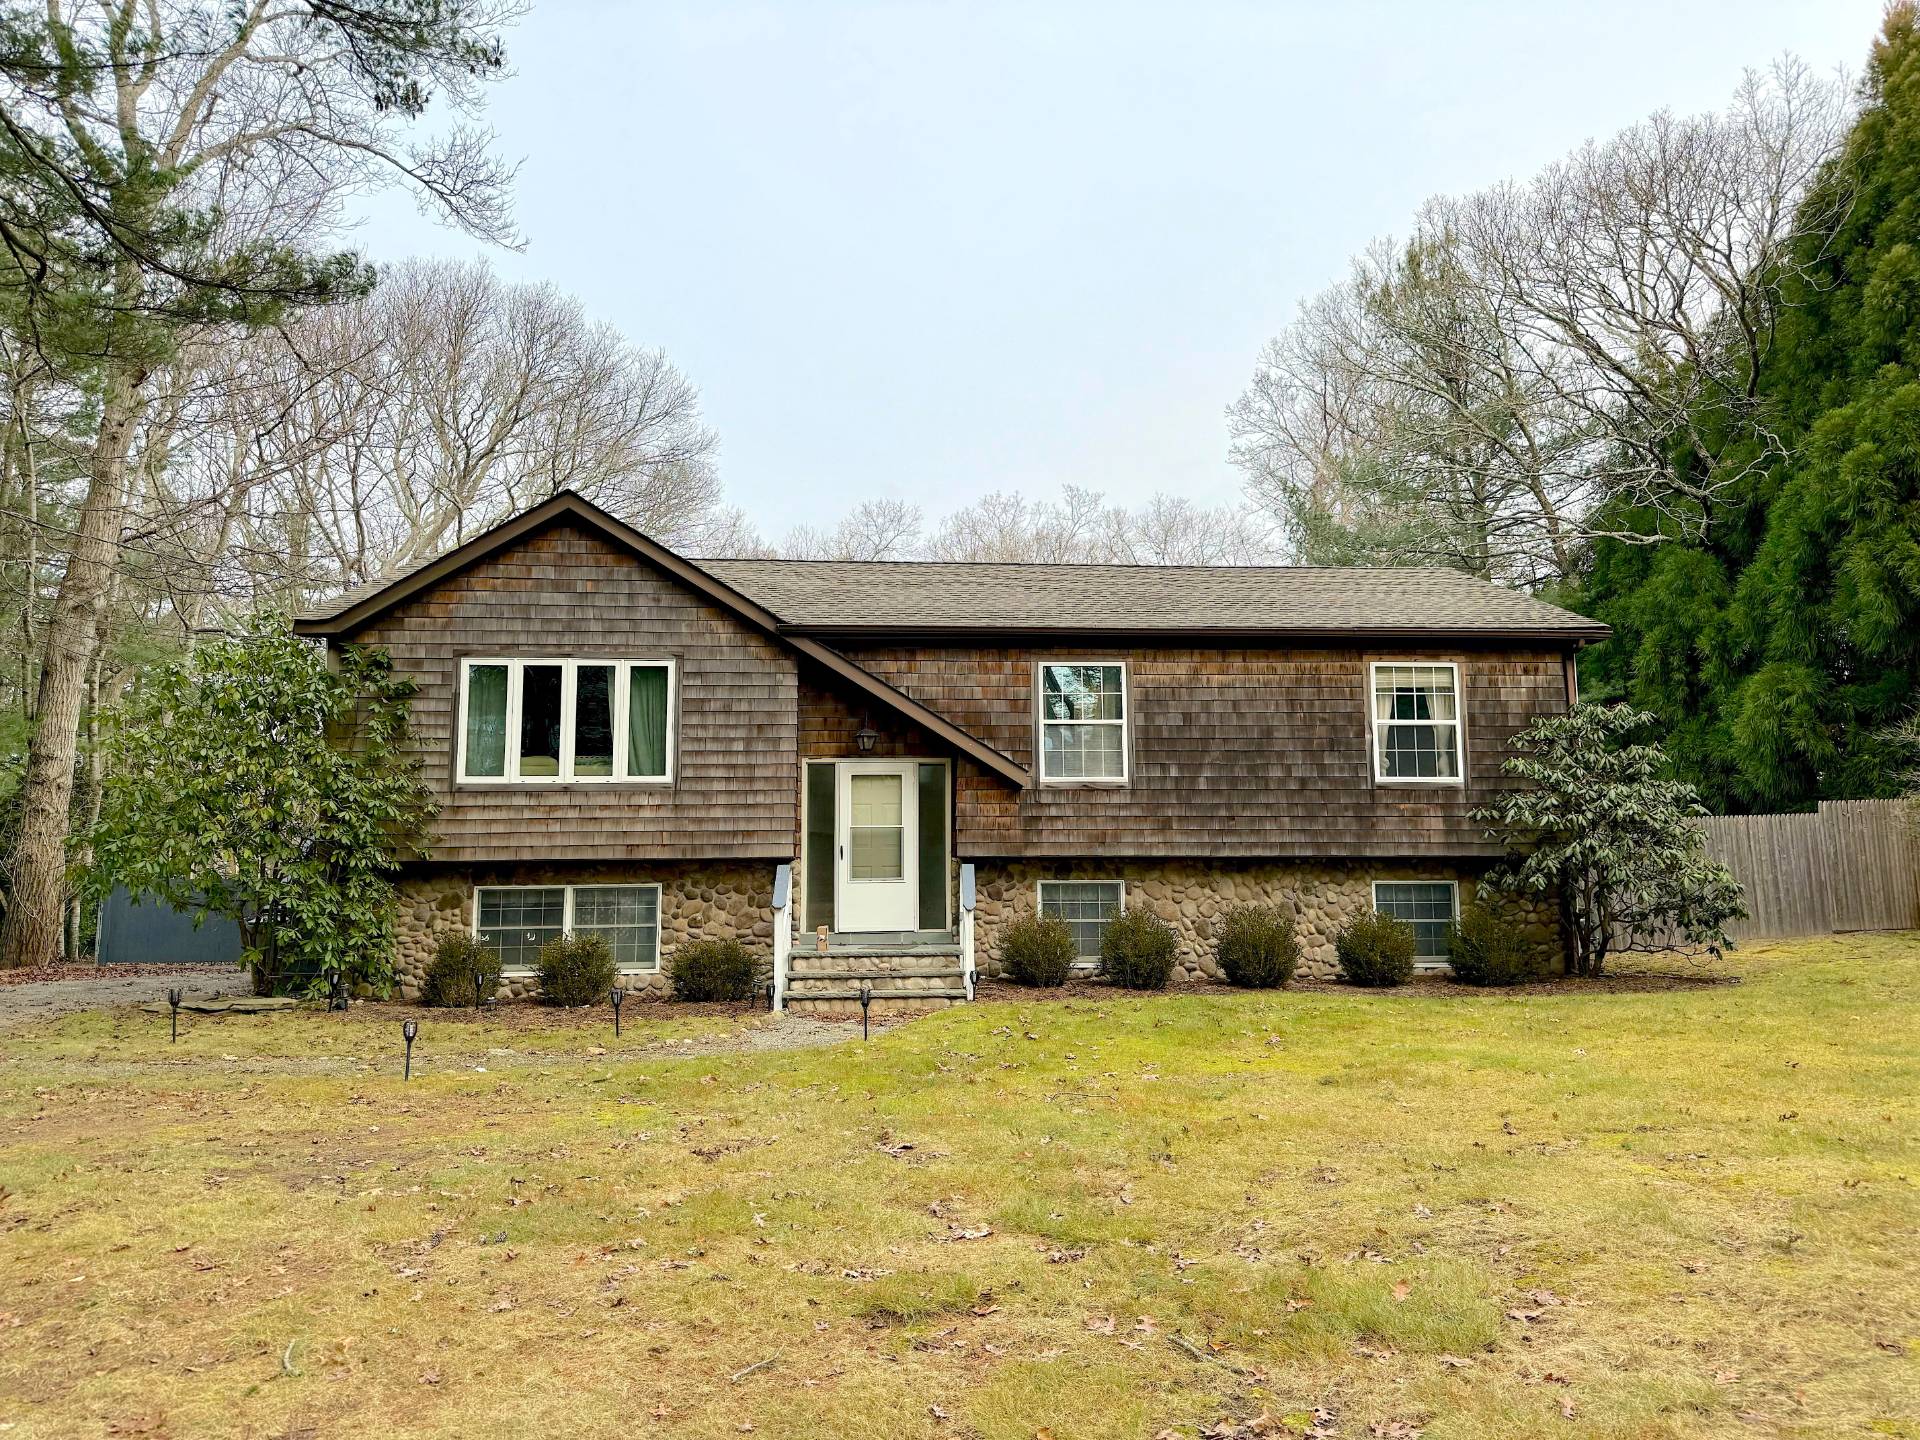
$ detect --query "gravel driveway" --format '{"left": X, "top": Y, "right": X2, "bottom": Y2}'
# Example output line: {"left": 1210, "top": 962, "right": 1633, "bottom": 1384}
{"left": 0, "top": 967, "right": 243, "bottom": 1029}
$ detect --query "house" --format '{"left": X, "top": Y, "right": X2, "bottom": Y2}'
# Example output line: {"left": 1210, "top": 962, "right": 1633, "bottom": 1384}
{"left": 294, "top": 490, "right": 1608, "bottom": 1010}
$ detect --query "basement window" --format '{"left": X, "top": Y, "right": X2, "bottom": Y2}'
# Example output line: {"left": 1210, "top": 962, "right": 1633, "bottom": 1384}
{"left": 475, "top": 884, "right": 662, "bottom": 973}
{"left": 1038, "top": 879, "right": 1125, "bottom": 961}
{"left": 1371, "top": 881, "right": 1458, "bottom": 964}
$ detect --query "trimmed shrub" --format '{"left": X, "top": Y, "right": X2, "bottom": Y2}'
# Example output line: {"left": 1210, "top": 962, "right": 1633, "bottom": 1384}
{"left": 420, "top": 933, "right": 503, "bottom": 1008}
{"left": 536, "top": 932, "right": 618, "bottom": 1007}
{"left": 1216, "top": 905, "right": 1299, "bottom": 988}
{"left": 1101, "top": 908, "right": 1178, "bottom": 990}
{"left": 672, "top": 938, "right": 758, "bottom": 1002}
{"left": 1445, "top": 908, "right": 1542, "bottom": 987}
{"left": 1335, "top": 911, "right": 1415, "bottom": 988}
{"left": 1002, "top": 914, "right": 1077, "bottom": 987}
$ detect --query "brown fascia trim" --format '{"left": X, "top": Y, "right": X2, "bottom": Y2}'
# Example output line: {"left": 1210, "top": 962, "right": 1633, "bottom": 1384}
{"left": 780, "top": 624, "right": 1611, "bottom": 647}
{"left": 292, "top": 491, "right": 1035, "bottom": 791}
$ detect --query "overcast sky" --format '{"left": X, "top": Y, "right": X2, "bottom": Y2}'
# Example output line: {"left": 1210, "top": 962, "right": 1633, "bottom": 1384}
{"left": 351, "top": 1, "right": 1883, "bottom": 533}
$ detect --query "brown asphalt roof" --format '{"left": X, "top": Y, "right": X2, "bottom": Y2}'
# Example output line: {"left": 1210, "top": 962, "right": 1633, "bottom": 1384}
{"left": 697, "top": 559, "right": 1607, "bottom": 639}
{"left": 293, "top": 493, "right": 1606, "bottom": 642}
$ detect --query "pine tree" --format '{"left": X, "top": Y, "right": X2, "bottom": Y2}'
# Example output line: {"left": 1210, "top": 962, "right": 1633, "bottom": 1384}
{"left": 1577, "top": 5, "right": 1920, "bottom": 810}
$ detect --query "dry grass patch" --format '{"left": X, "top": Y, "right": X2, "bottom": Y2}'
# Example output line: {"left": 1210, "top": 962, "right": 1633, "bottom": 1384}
{"left": 1, "top": 935, "right": 1916, "bottom": 1439}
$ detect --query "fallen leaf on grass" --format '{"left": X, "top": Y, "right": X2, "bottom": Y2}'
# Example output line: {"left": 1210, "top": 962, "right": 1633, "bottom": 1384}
{"left": 1084, "top": 1314, "right": 1116, "bottom": 1335}
{"left": 1559, "top": 1398, "right": 1577, "bottom": 1420}
{"left": 1392, "top": 1280, "right": 1411, "bottom": 1302}
{"left": 1439, "top": 1355, "right": 1474, "bottom": 1370}
{"left": 419, "top": 1370, "right": 441, "bottom": 1386}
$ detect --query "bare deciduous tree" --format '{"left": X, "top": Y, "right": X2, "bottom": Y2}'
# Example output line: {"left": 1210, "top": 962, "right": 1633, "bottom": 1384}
{"left": 1230, "top": 58, "right": 1852, "bottom": 585}
{"left": 774, "top": 498, "right": 923, "bottom": 561}
{"left": 208, "top": 259, "right": 721, "bottom": 599}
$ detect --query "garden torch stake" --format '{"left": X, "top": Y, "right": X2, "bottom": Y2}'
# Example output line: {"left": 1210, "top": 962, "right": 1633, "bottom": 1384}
{"left": 166, "top": 987, "right": 183, "bottom": 1044}
{"left": 610, "top": 985, "right": 624, "bottom": 1038}
{"left": 859, "top": 982, "right": 872, "bottom": 1042}
{"left": 401, "top": 1019, "right": 418, "bottom": 1081}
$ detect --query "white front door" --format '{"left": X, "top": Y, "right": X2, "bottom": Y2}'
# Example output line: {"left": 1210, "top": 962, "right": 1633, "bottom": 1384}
{"left": 835, "top": 760, "right": 919, "bottom": 932}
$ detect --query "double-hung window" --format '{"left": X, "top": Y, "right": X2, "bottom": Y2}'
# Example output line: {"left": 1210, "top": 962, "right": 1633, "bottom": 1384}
{"left": 1370, "top": 662, "right": 1463, "bottom": 783}
{"left": 1039, "top": 663, "right": 1127, "bottom": 782}
{"left": 459, "top": 658, "right": 673, "bottom": 783}
{"left": 1038, "top": 880, "right": 1124, "bottom": 961}
{"left": 1372, "top": 881, "right": 1458, "bottom": 964}
{"left": 475, "top": 883, "right": 662, "bottom": 972}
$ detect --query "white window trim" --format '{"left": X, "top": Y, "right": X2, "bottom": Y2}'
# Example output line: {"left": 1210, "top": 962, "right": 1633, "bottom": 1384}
{"left": 1036, "top": 660, "right": 1130, "bottom": 785}
{"left": 456, "top": 657, "right": 676, "bottom": 785}
{"left": 473, "top": 882, "right": 665, "bottom": 975}
{"left": 1037, "top": 877, "right": 1126, "bottom": 964}
{"left": 1368, "top": 660, "right": 1466, "bottom": 788}
{"left": 1370, "top": 878, "right": 1459, "bottom": 970}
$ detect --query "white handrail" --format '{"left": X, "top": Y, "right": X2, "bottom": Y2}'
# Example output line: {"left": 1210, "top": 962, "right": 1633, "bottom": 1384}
{"left": 958, "top": 863, "right": 976, "bottom": 1001}
{"left": 771, "top": 862, "right": 793, "bottom": 1012}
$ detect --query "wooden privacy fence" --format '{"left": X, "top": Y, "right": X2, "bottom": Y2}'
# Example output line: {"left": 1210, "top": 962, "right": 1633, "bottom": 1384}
{"left": 1698, "top": 800, "right": 1920, "bottom": 942}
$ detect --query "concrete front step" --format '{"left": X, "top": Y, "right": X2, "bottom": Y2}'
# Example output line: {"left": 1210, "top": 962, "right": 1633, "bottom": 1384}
{"left": 790, "top": 986, "right": 969, "bottom": 1002}
{"left": 787, "top": 965, "right": 963, "bottom": 981}
{"left": 825, "top": 929, "right": 953, "bottom": 948}
{"left": 818, "top": 944, "right": 962, "bottom": 959}
{"left": 786, "top": 989, "right": 968, "bottom": 1016}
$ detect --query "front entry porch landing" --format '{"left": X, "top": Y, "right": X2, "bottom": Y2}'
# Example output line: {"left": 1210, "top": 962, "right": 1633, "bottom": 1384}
{"left": 772, "top": 867, "right": 980, "bottom": 1015}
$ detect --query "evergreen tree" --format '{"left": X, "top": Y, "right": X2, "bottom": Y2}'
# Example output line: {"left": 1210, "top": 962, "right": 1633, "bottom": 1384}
{"left": 1578, "top": 6, "right": 1920, "bottom": 810}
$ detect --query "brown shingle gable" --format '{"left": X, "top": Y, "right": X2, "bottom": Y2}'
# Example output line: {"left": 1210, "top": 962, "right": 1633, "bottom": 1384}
{"left": 290, "top": 492, "right": 1033, "bottom": 789}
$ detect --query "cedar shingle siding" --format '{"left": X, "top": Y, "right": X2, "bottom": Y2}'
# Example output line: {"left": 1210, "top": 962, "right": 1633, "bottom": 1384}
{"left": 306, "top": 493, "right": 1596, "bottom": 870}
{"left": 350, "top": 521, "right": 797, "bottom": 863}
{"left": 832, "top": 645, "right": 1568, "bottom": 859}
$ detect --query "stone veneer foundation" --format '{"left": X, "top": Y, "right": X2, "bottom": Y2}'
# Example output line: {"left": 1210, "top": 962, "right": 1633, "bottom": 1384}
{"left": 970, "top": 860, "right": 1559, "bottom": 980}
{"left": 392, "top": 861, "right": 776, "bottom": 1001}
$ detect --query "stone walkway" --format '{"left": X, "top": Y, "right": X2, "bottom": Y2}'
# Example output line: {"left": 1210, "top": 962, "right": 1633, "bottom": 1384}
{"left": 0, "top": 968, "right": 243, "bottom": 1029}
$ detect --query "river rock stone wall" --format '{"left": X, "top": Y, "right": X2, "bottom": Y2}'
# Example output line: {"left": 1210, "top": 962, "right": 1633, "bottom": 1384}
{"left": 970, "top": 860, "right": 1559, "bottom": 981}
{"left": 392, "top": 862, "right": 775, "bottom": 1001}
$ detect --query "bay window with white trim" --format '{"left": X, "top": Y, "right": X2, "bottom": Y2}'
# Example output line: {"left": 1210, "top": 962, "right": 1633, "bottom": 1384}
{"left": 1369, "top": 661, "right": 1463, "bottom": 784}
{"left": 458, "top": 658, "right": 674, "bottom": 783}
{"left": 475, "top": 883, "right": 663, "bottom": 972}
{"left": 1039, "top": 662, "right": 1128, "bottom": 782}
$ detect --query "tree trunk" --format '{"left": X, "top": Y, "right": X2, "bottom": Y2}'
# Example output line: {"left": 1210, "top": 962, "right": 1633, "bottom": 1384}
{"left": 0, "top": 366, "right": 141, "bottom": 969}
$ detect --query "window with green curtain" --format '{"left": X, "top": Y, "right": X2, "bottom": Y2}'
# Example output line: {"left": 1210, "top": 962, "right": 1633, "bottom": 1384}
{"left": 464, "top": 664, "right": 508, "bottom": 777}
{"left": 627, "top": 664, "right": 670, "bottom": 778}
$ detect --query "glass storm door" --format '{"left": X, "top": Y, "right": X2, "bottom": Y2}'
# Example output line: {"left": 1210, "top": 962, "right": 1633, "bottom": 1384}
{"left": 835, "top": 761, "right": 919, "bottom": 932}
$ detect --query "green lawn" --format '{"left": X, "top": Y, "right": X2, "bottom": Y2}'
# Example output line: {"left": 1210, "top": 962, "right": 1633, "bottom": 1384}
{"left": 2, "top": 935, "right": 1916, "bottom": 1440}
